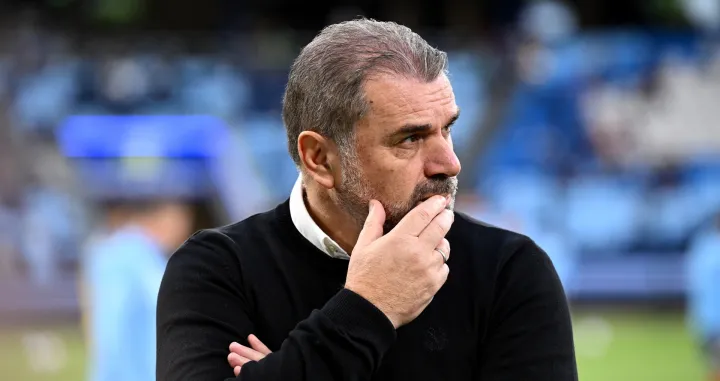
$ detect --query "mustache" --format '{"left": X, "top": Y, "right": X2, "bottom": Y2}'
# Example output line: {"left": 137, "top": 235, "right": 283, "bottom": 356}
{"left": 410, "top": 177, "right": 458, "bottom": 204}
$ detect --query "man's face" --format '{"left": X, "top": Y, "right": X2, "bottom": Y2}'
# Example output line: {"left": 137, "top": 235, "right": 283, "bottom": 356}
{"left": 334, "top": 74, "right": 461, "bottom": 232}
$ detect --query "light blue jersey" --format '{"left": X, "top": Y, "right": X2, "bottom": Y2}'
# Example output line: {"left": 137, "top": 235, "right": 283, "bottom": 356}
{"left": 81, "top": 227, "right": 167, "bottom": 381}
{"left": 687, "top": 226, "right": 720, "bottom": 340}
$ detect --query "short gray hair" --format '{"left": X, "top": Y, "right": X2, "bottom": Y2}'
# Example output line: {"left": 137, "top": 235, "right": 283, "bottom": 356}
{"left": 282, "top": 18, "right": 449, "bottom": 166}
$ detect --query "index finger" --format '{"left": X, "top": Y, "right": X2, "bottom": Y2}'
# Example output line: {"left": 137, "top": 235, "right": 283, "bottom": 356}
{"left": 391, "top": 195, "right": 447, "bottom": 236}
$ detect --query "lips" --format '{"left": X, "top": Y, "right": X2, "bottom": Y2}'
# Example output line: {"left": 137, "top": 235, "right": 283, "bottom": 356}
{"left": 416, "top": 194, "right": 450, "bottom": 206}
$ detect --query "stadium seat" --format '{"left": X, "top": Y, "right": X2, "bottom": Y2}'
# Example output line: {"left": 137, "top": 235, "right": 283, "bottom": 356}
{"left": 564, "top": 176, "right": 643, "bottom": 253}
{"left": 241, "top": 115, "right": 298, "bottom": 200}
{"left": 180, "top": 62, "right": 248, "bottom": 121}
{"left": 479, "top": 171, "right": 561, "bottom": 228}
{"left": 446, "top": 51, "right": 486, "bottom": 155}
{"left": 14, "top": 61, "right": 79, "bottom": 131}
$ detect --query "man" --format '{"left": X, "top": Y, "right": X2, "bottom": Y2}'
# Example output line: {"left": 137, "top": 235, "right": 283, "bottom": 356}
{"left": 687, "top": 211, "right": 720, "bottom": 381}
{"left": 81, "top": 200, "right": 193, "bottom": 381}
{"left": 157, "top": 19, "right": 577, "bottom": 381}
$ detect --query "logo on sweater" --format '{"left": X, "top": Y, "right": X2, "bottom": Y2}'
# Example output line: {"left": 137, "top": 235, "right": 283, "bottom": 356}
{"left": 424, "top": 327, "right": 448, "bottom": 352}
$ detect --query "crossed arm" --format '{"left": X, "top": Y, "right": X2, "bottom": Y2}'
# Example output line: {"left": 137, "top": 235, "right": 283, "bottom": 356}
{"left": 155, "top": 232, "right": 396, "bottom": 381}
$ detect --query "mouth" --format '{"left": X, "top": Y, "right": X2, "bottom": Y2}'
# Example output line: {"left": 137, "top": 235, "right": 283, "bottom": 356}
{"left": 416, "top": 194, "right": 451, "bottom": 206}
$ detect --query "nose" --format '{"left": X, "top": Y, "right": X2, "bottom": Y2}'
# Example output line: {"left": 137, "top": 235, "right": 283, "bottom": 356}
{"left": 425, "top": 136, "right": 461, "bottom": 178}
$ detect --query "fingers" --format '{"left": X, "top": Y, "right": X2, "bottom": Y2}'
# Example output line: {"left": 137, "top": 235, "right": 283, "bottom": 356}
{"left": 434, "top": 238, "right": 450, "bottom": 266}
{"left": 248, "top": 334, "right": 272, "bottom": 355}
{"left": 392, "top": 195, "right": 448, "bottom": 237}
{"left": 418, "top": 209, "right": 454, "bottom": 248}
{"left": 355, "top": 200, "right": 386, "bottom": 249}
{"left": 229, "top": 342, "right": 266, "bottom": 362}
{"left": 438, "top": 262, "right": 450, "bottom": 285}
{"left": 228, "top": 336, "right": 272, "bottom": 375}
{"left": 228, "top": 351, "right": 252, "bottom": 368}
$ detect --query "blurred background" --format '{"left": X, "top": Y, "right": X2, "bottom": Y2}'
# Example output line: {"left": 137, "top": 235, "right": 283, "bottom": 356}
{"left": 0, "top": 0, "right": 718, "bottom": 380}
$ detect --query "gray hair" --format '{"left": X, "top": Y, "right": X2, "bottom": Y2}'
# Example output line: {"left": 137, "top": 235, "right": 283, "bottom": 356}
{"left": 282, "top": 18, "right": 449, "bottom": 166}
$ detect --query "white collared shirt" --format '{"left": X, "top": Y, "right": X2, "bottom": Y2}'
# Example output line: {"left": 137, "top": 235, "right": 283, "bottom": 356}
{"left": 289, "top": 176, "right": 350, "bottom": 260}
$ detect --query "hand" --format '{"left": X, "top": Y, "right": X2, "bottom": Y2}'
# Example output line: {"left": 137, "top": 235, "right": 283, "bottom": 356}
{"left": 345, "top": 195, "right": 453, "bottom": 329}
{"left": 227, "top": 335, "right": 273, "bottom": 376}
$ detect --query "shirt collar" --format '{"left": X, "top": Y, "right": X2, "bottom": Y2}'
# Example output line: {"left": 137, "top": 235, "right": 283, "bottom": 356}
{"left": 289, "top": 175, "right": 350, "bottom": 260}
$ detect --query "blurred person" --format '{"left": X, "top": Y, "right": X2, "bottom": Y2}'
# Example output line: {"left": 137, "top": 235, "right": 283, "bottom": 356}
{"left": 687, "top": 211, "right": 720, "bottom": 381}
{"left": 81, "top": 199, "right": 193, "bottom": 381}
{"left": 157, "top": 19, "right": 577, "bottom": 381}
{"left": 22, "top": 144, "right": 85, "bottom": 286}
{"left": 0, "top": 144, "right": 26, "bottom": 281}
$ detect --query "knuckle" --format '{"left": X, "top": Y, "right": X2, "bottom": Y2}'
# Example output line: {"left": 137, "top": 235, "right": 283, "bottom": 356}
{"left": 417, "top": 208, "right": 432, "bottom": 223}
{"left": 433, "top": 221, "right": 447, "bottom": 237}
{"left": 424, "top": 266, "right": 436, "bottom": 279}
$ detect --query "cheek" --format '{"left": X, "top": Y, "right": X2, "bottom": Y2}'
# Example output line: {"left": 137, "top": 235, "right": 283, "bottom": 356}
{"left": 363, "top": 164, "right": 418, "bottom": 202}
{"left": 355, "top": 145, "right": 423, "bottom": 201}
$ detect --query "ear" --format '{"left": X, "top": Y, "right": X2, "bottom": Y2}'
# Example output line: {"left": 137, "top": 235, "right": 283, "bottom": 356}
{"left": 297, "top": 131, "right": 339, "bottom": 189}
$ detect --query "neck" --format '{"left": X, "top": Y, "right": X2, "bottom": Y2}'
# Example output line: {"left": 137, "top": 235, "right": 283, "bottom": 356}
{"left": 304, "top": 181, "right": 361, "bottom": 254}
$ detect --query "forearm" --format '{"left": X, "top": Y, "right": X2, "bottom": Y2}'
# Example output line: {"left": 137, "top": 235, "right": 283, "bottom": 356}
{"left": 231, "top": 289, "right": 396, "bottom": 381}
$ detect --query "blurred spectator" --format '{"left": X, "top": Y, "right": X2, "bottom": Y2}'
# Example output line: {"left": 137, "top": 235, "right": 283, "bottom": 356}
{"left": 687, "top": 211, "right": 720, "bottom": 380}
{"left": 80, "top": 200, "right": 193, "bottom": 381}
{"left": 22, "top": 142, "right": 87, "bottom": 285}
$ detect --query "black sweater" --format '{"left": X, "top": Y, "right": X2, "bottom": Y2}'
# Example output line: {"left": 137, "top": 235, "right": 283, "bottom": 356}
{"left": 156, "top": 199, "right": 578, "bottom": 381}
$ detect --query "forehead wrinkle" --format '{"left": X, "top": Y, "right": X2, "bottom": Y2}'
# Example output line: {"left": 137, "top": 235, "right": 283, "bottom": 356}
{"left": 362, "top": 75, "right": 457, "bottom": 131}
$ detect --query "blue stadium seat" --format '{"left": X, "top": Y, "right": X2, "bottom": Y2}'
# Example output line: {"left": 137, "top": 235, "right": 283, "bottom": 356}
{"left": 180, "top": 63, "right": 248, "bottom": 121}
{"left": 564, "top": 176, "right": 643, "bottom": 253}
{"left": 14, "top": 61, "right": 79, "bottom": 131}
{"left": 241, "top": 115, "right": 298, "bottom": 200}
{"left": 479, "top": 171, "right": 561, "bottom": 228}
{"left": 642, "top": 185, "right": 707, "bottom": 248}
{"left": 689, "top": 174, "right": 720, "bottom": 220}
{"left": 447, "top": 51, "right": 486, "bottom": 155}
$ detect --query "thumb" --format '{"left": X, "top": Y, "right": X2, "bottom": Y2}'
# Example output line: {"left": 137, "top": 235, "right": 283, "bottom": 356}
{"left": 355, "top": 200, "right": 386, "bottom": 249}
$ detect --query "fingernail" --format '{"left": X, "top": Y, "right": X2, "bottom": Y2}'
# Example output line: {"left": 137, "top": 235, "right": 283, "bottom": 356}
{"left": 368, "top": 201, "right": 374, "bottom": 213}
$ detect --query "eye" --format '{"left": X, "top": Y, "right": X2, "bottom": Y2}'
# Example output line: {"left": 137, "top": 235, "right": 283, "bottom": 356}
{"left": 401, "top": 134, "right": 422, "bottom": 144}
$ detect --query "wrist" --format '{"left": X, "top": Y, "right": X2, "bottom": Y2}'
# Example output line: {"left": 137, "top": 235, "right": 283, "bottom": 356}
{"left": 321, "top": 288, "right": 397, "bottom": 350}
{"left": 343, "top": 285, "right": 400, "bottom": 329}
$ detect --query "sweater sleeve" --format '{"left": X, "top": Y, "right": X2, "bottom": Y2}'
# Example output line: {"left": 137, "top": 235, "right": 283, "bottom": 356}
{"left": 476, "top": 236, "right": 578, "bottom": 381}
{"left": 156, "top": 230, "right": 396, "bottom": 381}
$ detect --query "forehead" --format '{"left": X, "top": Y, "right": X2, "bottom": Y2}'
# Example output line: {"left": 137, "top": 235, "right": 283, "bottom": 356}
{"left": 362, "top": 74, "right": 457, "bottom": 129}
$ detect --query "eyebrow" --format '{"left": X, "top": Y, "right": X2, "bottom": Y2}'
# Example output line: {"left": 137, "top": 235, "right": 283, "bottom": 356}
{"left": 393, "top": 109, "right": 461, "bottom": 136}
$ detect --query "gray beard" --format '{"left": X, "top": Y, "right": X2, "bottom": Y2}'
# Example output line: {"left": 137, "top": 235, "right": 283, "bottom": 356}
{"left": 334, "top": 159, "right": 457, "bottom": 234}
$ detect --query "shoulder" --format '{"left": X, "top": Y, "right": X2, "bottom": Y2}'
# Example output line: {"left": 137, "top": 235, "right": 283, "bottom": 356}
{"left": 83, "top": 233, "right": 140, "bottom": 273}
{"left": 166, "top": 207, "right": 279, "bottom": 274}
{"left": 184, "top": 205, "right": 278, "bottom": 252}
